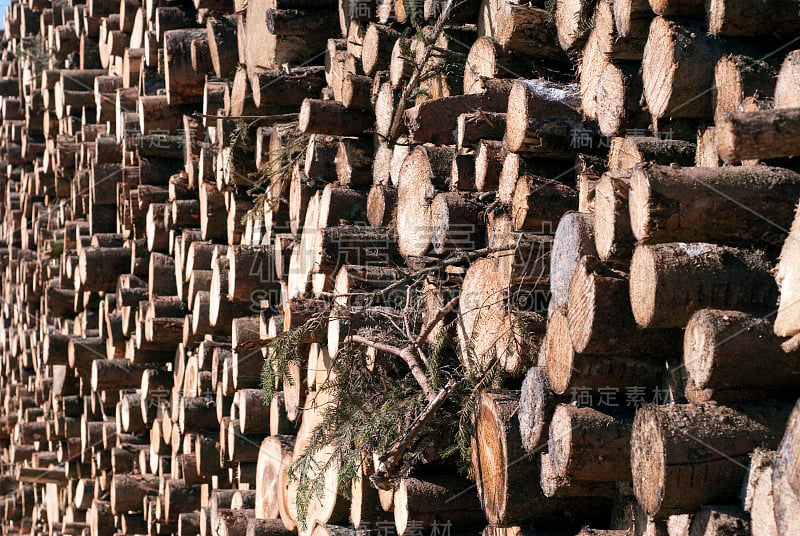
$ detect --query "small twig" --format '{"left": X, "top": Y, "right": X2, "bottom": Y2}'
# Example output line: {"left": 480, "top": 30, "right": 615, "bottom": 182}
{"left": 477, "top": 108, "right": 496, "bottom": 128}
{"left": 415, "top": 296, "right": 459, "bottom": 345}
{"left": 346, "top": 335, "right": 404, "bottom": 358}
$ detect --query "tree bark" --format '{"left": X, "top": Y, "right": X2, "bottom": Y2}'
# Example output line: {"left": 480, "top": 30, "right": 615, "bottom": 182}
{"left": 683, "top": 309, "right": 800, "bottom": 403}
{"left": 630, "top": 243, "right": 777, "bottom": 328}
{"left": 164, "top": 479, "right": 202, "bottom": 523}
{"left": 548, "top": 404, "right": 632, "bottom": 481}
{"left": 236, "top": 389, "right": 269, "bottom": 435}
{"left": 608, "top": 136, "right": 696, "bottom": 171}
{"left": 595, "top": 0, "right": 648, "bottom": 60}
{"left": 688, "top": 506, "right": 751, "bottom": 536}
{"left": 597, "top": 62, "right": 649, "bottom": 137}
{"left": 717, "top": 108, "right": 800, "bottom": 162}
{"left": 250, "top": 66, "right": 327, "bottom": 110}
{"left": 111, "top": 474, "right": 159, "bottom": 514}
{"left": 707, "top": 0, "right": 800, "bottom": 37}
{"left": 494, "top": 4, "right": 566, "bottom": 61}
{"left": 631, "top": 401, "right": 793, "bottom": 517}
{"left": 457, "top": 111, "right": 507, "bottom": 149}
{"left": 206, "top": 15, "right": 238, "bottom": 78}
{"left": 540, "top": 453, "right": 617, "bottom": 499}
{"left": 227, "top": 245, "right": 280, "bottom": 302}
{"left": 396, "top": 145, "right": 454, "bottom": 258}
{"left": 404, "top": 81, "right": 513, "bottom": 145}
{"left": 743, "top": 448, "right": 778, "bottom": 536}
{"left": 335, "top": 137, "right": 373, "bottom": 187}
{"left": 248, "top": 518, "right": 294, "bottom": 536}
{"left": 92, "top": 359, "right": 162, "bottom": 391}
{"left": 430, "top": 192, "right": 486, "bottom": 256}
{"left": 544, "top": 306, "right": 665, "bottom": 395}
{"left": 713, "top": 54, "right": 776, "bottom": 124}
{"left": 78, "top": 247, "right": 130, "bottom": 292}
{"left": 567, "top": 255, "right": 682, "bottom": 355}
{"left": 299, "top": 99, "right": 374, "bottom": 136}
{"left": 393, "top": 474, "right": 485, "bottom": 535}
{"left": 630, "top": 164, "right": 800, "bottom": 249}
{"left": 164, "top": 29, "right": 209, "bottom": 104}
{"left": 511, "top": 174, "right": 577, "bottom": 233}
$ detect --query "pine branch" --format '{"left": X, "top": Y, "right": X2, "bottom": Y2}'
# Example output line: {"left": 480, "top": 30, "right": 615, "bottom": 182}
{"left": 346, "top": 335, "right": 435, "bottom": 401}
{"left": 370, "top": 379, "right": 457, "bottom": 490}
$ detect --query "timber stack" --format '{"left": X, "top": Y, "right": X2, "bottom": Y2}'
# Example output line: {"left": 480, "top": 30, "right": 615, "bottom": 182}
{"left": 0, "top": 0, "right": 798, "bottom": 535}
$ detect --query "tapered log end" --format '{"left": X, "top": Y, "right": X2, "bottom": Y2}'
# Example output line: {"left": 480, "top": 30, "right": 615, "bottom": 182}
{"left": 471, "top": 392, "right": 510, "bottom": 525}
{"left": 631, "top": 404, "right": 665, "bottom": 518}
{"left": 361, "top": 25, "right": 381, "bottom": 77}
{"left": 628, "top": 163, "right": 653, "bottom": 243}
{"left": 629, "top": 245, "right": 657, "bottom": 328}
{"left": 594, "top": 175, "right": 620, "bottom": 262}
{"left": 547, "top": 404, "right": 573, "bottom": 480}
{"left": 396, "top": 147, "right": 436, "bottom": 258}
{"left": 556, "top": 0, "right": 591, "bottom": 51}
{"left": 519, "top": 367, "right": 553, "bottom": 453}
{"left": 714, "top": 113, "right": 741, "bottom": 163}
{"left": 705, "top": 0, "right": 726, "bottom": 36}
{"left": 209, "top": 268, "right": 223, "bottom": 327}
{"left": 565, "top": 255, "right": 600, "bottom": 355}
{"left": 682, "top": 309, "right": 718, "bottom": 391}
{"left": 505, "top": 81, "right": 528, "bottom": 153}
{"left": 393, "top": 480, "right": 411, "bottom": 535}
{"left": 551, "top": 212, "right": 595, "bottom": 309}
{"left": 90, "top": 360, "right": 100, "bottom": 392}
{"left": 429, "top": 193, "right": 451, "bottom": 255}
{"left": 298, "top": 99, "right": 312, "bottom": 133}
{"left": 641, "top": 16, "right": 676, "bottom": 121}
{"left": 510, "top": 176, "right": 530, "bottom": 231}
{"left": 543, "top": 308, "right": 573, "bottom": 395}
{"left": 463, "top": 36, "right": 498, "bottom": 94}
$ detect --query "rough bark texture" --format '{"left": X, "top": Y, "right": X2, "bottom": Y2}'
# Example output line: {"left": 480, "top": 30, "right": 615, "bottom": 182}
{"left": 629, "top": 242, "right": 777, "bottom": 328}
{"left": 629, "top": 164, "right": 800, "bottom": 249}
{"left": 631, "top": 402, "right": 793, "bottom": 518}
{"left": 717, "top": 108, "right": 800, "bottom": 162}
{"left": 683, "top": 309, "right": 800, "bottom": 403}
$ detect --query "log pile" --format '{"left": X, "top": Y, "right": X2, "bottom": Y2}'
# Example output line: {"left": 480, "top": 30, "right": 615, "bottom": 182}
{"left": 0, "top": 0, "right": 798, "bottom": 535}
